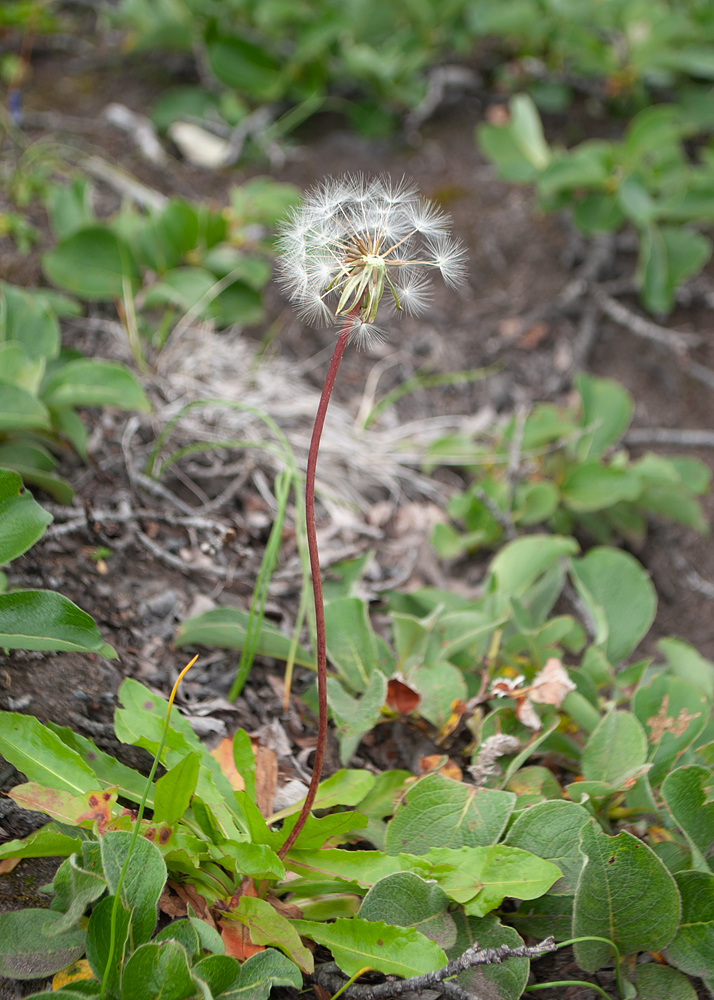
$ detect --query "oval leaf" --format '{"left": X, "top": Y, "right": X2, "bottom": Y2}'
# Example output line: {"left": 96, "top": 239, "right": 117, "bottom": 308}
{"left": 0, "top": 589, "right": 116, "bottom": 655}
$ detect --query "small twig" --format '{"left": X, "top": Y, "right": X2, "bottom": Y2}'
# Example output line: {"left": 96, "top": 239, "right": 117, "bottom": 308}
{"left": 591, "top": 288, "right": 701, "bottom": 351}
{"left": 670, "top": 550, "right": 714, "bottom": 600}
{"left": 687, "top": 360, "right": 714, "bottom": 393}
{"left": 80, "top": 155, "right": 168, "bottom": 210}
{"left": 135, "top": 529, "right": 234, "bottom": 580}
{"left": 311, "top": 938, "right": 557, "bottom": 1000}
{"left": 624, "top": 427, "right": 714, "bottom": 448}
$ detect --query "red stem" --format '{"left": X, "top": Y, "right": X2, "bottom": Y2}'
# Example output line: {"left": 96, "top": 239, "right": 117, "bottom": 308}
{"left": 277, "top": 318, "right": 352, "bottom": 859}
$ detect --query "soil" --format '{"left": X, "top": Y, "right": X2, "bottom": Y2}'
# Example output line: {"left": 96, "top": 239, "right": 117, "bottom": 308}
{"left": 1, "top": 39, "right": 713, "bottom": 1000}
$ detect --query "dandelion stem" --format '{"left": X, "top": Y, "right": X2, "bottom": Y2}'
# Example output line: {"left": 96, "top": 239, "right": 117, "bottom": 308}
{"left": 277, "top": 315, "right": 353, "bottom": 859}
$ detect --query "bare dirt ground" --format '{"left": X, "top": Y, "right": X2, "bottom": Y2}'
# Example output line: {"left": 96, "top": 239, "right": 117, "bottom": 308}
{"left": 1, "top": 45, "right": 714, "bottom": 999}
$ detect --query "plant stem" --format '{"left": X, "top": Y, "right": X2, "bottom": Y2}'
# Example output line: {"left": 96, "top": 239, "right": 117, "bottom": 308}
{"left": 277, "top": 318, "right": 352, "bottom": 860}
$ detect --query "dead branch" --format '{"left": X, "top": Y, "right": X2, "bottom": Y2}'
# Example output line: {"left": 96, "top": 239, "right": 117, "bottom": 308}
{"left": 624, "top": 427, "right": 714, "bottom": 447}
{"left": 311, "top": 938, "right": 556, "bottom": 1000}
{"left": 590, "top": 287, "right": 701, "bottom": 351}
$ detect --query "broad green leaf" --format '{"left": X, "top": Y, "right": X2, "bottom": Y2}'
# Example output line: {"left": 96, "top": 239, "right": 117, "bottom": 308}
{"left": 0, "top": 822, "right": 82, "bottom": 862}
{"left": 121, "top": 941, "right": 196, "bottom": 1000}
{"left": 618, "top": 176, "right": 656, "bottom": 225}
{"left": 46, "top": 176, "right": 95, "bottom": 241}
{"left": 100, "top": 831, "right": 166, "bottom": 945}
{"left": 407, "top": 660, "right": 467, "bottom": 729}
{"left": 226, "top": 896, "right": 313, "bottom": 972}
{"left": 510, "top": 893, "right": 574, "bottom": 941}
{"left": 359, "top": 872, "right": 457, "bottom": 949}
{"left": 49, "top": 855, "right": 106, "bottom": 935}
{"left": 561, "top": 463, "right": 640, "bottom": 512}
{"left": 326, "top": 670, "right": 388, "bottom": 764}
{"left": 423, "top": 845, "right": 562, "bottom": 916}
{"left": 488, "top": 535, "right": 579, "bottom": 598}
{"left": 0, "top": 468, "right": 51, "bottom": 564}
{"left": 0, "top": 283, "right": 60, "bottom": 360}
{"left": 175, "top": 606, "right": 315, "bottom": 666}
{"left": 575, "top": 375, "right": 633, "bottom": 461}
{"left": 85, "top": 895, "right": 130, "bottom": 995}
{"left": 509, "top": 93, "right": 550, "bottom": 169}
{"left": 451, "top": 912, "right": 530, "bottom": 1000}
{"left": 42, "top": 226, "right": 139, "bottom": 301}
{"left": 291, "top": 917, "right": 446, "bottom": 978}
{"left": 219, "top": 948, "right": 302, "bottom": 1000}
{"left": 285, "top": 848, "right": 425, "bottom": 887}
{"left": 477, "top": 121, "right": 539, "bottom": 183}
{"left": 134, "top": 199, "right": 202, "bottom": 272}
{"left": 0, "top": 909, "right": 85, "bottom": 980}
{"left": 573, "top": 820, "right": 680, "bottom": 971}
{"left": 217, "top": 841, "right": 285, "bottom": 881}
{"left": 325, "top": 596, "right": 392, "bottom": 691}
{"left": 45, "top": 723, "right": 150, "bottom": 805}
{"left": 505, "top": 800, "right": 590, "bottom": 894}
{"left": 581, "top": 709, "right": 648, "bottom": 788}
{"left": 633, "top": 674, "right": 709, "bottom": 786}
{"left": 206, "top": 34, "right": 282, "bottom": 100}
{"left": 569, "top": 547, "right": 656, "bottom": 663}
{"left": 658, "top": 637, "right": 714, "bottom": 701}
{"left": 270, "top": 768, "right": 375, "bottom": 821}
{"left": 385, "top": 773, "right": 515, "bottom": 855}
{"left": 41, "top": 359, "right": 150, "bottom": 412}
{"left": 142, "top": 266, "right": 216, "bottom": 311}
{"left": 661, "top": 765, "right": 714, "bottom": 870}
{"left": 631, "top": 963, "right": 697, "bottom": 1000}
{"left": 0, "top": 382, "right": 50, "bottom": 431}
{"left": 663, "top": 870, "right": 714, "bottom": 978}
{"left": 153, "top": 752, "right": 200, "bottom": 825}
{"left": 192, "top": 954, "right": 241, "bottom": 996}
{"left": 0, "top": 589, "right": 116, "bottom": 656}
{"left": 0, "top": 712, "right": 98, "bottom": 794}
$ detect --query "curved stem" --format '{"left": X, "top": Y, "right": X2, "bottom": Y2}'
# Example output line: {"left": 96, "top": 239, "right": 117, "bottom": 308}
{"left": 278, "top": 319, "right": 352, "bottom": 860}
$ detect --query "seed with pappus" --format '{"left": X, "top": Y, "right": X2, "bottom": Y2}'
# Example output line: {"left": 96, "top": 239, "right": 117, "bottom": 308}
{"left": 276, "top": 175, "right": 467, "bottom": 345}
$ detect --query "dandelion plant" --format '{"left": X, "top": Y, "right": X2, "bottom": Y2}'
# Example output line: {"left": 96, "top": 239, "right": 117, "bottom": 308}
{"left": 275, "top": 175, "right": 466, "bottom": 856}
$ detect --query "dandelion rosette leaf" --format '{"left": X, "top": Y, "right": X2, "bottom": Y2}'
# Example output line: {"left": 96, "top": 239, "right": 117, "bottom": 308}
{"left": 276, "top": 175, "right": 467, "bottom": 345}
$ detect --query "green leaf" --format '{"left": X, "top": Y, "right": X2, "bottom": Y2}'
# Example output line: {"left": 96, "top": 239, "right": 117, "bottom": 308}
{"left": 663, "top": 870, "right": 714, "bottom": 978}
{"left": 488, "top": 535, "right": 579, "bottom": 598}
{"left": 509, "top": 93, "right": 551, "bottom": 170}
{"left": 631, "top": 963, "right": 698, "bottom": 1000}
{"left": 0, "top": 909, "right": 85, "bottom": 980}
{"left": 0, "top": 712, "right": 99, "bottom": 794}
{"left": 192, "top": 954, "right": 241, "bottom": 995}
{"left": 359, "top": 872, "right": 457, "bottom": 949}
{"left": 0, "top": 589, "right": 117, "bottom": 655}
{"left": 575, "top": 374, "right": 634, "bottom": 461}
{"left": 175, "top": 606, "right": 315, "bottom": 666}
{"left": 569, "top": 547, "right": 656, "bottom": 663}
{"left": 0, "top": 382, "right": 50, "bottom": 432}
{"left": 153, "top": 752, "right": 200, "bottom": 825}
{"left": 121, "top": 941, "right": 196, "bottom": 1000}
{"left": 573, "top": 820, "right": 681, "bottom": 971}
{"left": 618, "top": 176, "right": 656, "bottom": 226}
{"left": 291, "top": 917, "right": 446, "bottom": 978}
{"left": 0, "top": 822, "right": 82, "bottom": 862}
{"left": 100, "top": 831, "right": 166, "bottom": 945}
{"left": 285, "top": 848, "right": 423, "bottom": 888}
{"left": 41, "top": 359, "right": 150, "bottom": 412}
{"left": 326, "top": 670, "right": 387, "bottom": 765}
{"left": 0, "top": 468, "right": 51, "bottom": 565}
{"left": 46, "top": 177, "right": 95, "bottom": 241}
{"left": 226, "top": 896, "right": 313, "bottom": 972}
{"left": 477, "top": 121, "right": 539, "bottom": 183}
{"left": 640, "top": 223, "right": 711, "bottom": 314}
{"left": 42, "top": 227, "right": 139, "bottom": 301}
{"left": 325, "top": 596, "right": 392, "bottom": 691}
{"left": 385, "top": 773, "right": 515, "bottom": 856}
{"left": 271, "top": 769, "right": 375, "bottom": 821}
{"left": 510, "top": 893, "right": 574, "bottom": 941}
{"left": 206, "top": 34, "right": 282, "bottom": 100}
{"left": 424, "top": 845, "right": 562, "bottom": 916}
{"left": 219, "top": 949, "right": 302, "bottom": 1000}
{"left": 505, "top": 800, "right": 590, "bottom": 895}
{"left": 49, "top": 855, "right": 106, "bottom": 935}
{"left": 561, "top": 463, "right": 640, "bottom": 512}
{"left": 1, "top": 282, "right": 60, "bottom": 360}
{"left": 407, "top": 661, "right": 467, "bottom": 729}
{"left": 85, "top": 895, "right": 131, "bottom": 996}
{"left": 142, "top": 266, "right": 216, "bottom": 311}
{"left": 581, "top": 709, "right": 648, "bottom": 788}
{"left": 658, "top": 637, "right": 714, "bottom": 701}
{"left": 633, "top": 674, "right": 709, "bottom": 786}
{"left": 661, "top": 765, "right": 714, "bottom": 870}
{"left": 45, "top": 724, "right": 151, "bottom": 805}
{"left": 451, "top": 912, "right": 530, "bottom": 1000}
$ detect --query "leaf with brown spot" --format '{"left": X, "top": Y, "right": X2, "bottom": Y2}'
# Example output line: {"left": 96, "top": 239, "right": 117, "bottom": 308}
{"left": 9, "top": 783, "right": 117, "bottom": 829}
{"left": 387, "top": 679, "right": 421, "bottom": 715}
{"left": 419, "top": 755, "right": 463, "bottom": 781}
{"left": 220, "top": 916, "right": 265, "bottom": 961}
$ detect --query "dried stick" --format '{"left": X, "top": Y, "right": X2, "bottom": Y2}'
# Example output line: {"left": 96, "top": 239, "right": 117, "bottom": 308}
{"left": 311, "top": 938, "right": 557, "bottom": 1000}
{"left": 590, "top": 287, "right": 701, "bottom": 351}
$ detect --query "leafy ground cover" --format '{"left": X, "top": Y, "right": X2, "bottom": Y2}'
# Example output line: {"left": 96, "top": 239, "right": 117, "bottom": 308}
{"left": 2, "top": 3, "right": 714, "bottom": 1000}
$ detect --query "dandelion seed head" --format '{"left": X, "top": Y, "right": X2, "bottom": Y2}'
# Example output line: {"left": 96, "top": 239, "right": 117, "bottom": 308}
{"left": 277, "top": 174, "right": 467, "bottom": 347}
